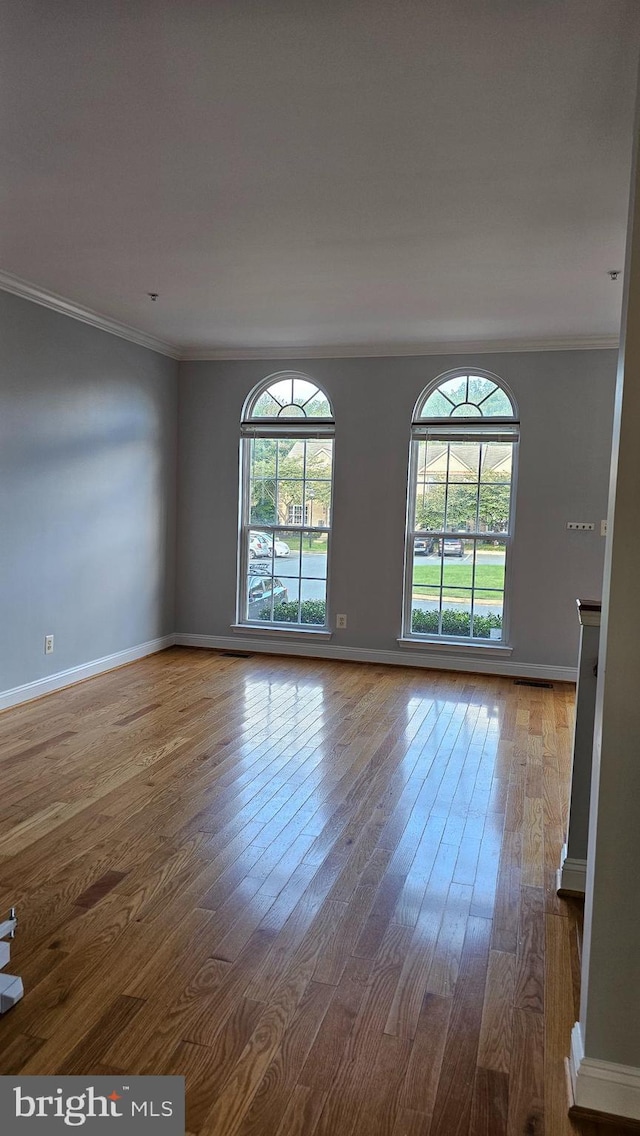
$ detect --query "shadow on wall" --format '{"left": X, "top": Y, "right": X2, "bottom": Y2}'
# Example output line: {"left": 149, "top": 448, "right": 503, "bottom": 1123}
{"left": 0, "top": 375, "right": 174, "bottom": 687}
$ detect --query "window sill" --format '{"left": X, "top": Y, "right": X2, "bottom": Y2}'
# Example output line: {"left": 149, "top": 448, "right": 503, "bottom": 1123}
{"left": 231, "top": 624, "right": 333, "bottom": 641}
{"left": 397, "top": 636, "right": 513, "bottom": 655}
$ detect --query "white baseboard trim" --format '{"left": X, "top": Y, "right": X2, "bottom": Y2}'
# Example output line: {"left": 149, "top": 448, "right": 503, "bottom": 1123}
{"left": 570, "top": 1022, "right": 640, "bottom": 1121}
{"left": 0, "top": 635, "right": 176, "bottom": 712}
{"left": 556, "top": 844, "right": 587, "bottom": 895}
{"left": 0, "top": 633, "right": 575, "bottom": 713}
{"left": 174, "top": 633, "right": 577, "bottom": 682}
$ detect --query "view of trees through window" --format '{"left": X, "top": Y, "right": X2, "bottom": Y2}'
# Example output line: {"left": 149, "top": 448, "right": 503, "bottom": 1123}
{"left": 249, "top": 438, "right": 332, "bottom": 529}
{"left": 406, "top": 373, "right": 518, "bottom": 641}
{"left": 240, "top": 375, "right": 334, "bottom": 629}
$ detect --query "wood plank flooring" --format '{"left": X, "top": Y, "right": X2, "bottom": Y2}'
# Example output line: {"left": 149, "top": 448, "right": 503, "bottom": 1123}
{"left": 0, "top": 648, "right": 609, "bottom": 1134}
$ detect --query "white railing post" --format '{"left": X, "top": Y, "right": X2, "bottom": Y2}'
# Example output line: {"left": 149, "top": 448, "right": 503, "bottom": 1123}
{"left": 557, "top": 600, "right": 601, "bottom": 896}
{"left": 0, "top": 907, "right": 24, "bottom": 1013}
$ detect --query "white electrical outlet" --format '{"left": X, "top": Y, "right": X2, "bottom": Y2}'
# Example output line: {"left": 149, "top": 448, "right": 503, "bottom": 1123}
{"left": 44, "top": 634, "right": 54, "bottom": 655}
{"left": 566, "top": 522, "right": 595, "bottom": 531}
{"left": 601, "top": 520, "right": 608, "bottom": 537}
{"left": 336, "top": 614, "right": 347, "bottom": 629}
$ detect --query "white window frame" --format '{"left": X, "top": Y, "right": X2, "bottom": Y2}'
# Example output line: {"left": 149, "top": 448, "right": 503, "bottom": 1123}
{"left": 402, "top": 369, "right": 519, "bottom": 646}
{"left": 237, "top": 372, "right": 335, "bottom": 632}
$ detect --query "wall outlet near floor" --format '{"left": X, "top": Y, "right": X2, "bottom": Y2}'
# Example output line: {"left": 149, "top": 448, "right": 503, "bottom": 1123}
{"left": 44, "top": 634, "right": 54, "bottom": 655}
{"left": 566, "top": 522, "right": 595, "bottom": 531}
{"left": 336, "top": 614, "right": 347, "bottom": 629}
{"left": 601, "top": 519, "right": 608, "bottom": 537}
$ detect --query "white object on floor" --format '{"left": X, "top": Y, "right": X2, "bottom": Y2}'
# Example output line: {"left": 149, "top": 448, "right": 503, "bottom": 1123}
{"left": 0, "top": 908, "right": 23, "bottom": 1014}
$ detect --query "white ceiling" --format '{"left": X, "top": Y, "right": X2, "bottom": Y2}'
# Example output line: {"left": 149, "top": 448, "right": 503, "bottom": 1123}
{"left": 1, "top": 0, "right": 638, "bottom": 357}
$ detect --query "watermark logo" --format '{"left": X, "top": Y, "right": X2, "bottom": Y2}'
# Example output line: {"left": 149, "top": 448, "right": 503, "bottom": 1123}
{"left": 0, "top": 1077, "right": 184, "bottom": 1133}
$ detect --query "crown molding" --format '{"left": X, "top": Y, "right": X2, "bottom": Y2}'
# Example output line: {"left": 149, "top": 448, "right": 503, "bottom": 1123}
{"left": 0, "top": 269, "right": 619, "bottom": 362}
{"left": 0, "top": 270, "right": 181, "bottom": 359}
{"left": 180, "top": 334, "right": 619, "bottom": 361}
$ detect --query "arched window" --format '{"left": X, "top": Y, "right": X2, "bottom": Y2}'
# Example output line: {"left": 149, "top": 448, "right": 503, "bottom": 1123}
{"left": 238, "top": 372, "right": 334, "bottom": 629}
{"left": 403, "top": 370, "right": 519, "bottom": 643}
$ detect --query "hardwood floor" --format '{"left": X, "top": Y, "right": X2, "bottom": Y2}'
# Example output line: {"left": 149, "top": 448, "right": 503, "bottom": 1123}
{"left": 0, "top": 647, "right": 610, "bottom": 1134}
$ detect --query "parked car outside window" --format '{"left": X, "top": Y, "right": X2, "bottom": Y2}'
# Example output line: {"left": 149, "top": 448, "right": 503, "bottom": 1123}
{"left": 415, "top": 537, "right": 437, "bottom": 555}
{"left": 247, "top": 572, "right": 289, "bottom": 619}
{"left": 254, "top": 531, "right": 291, "bottom": 558}
{"left": 441, "top": 536, "right": 465, "bottom": 557}
{"left": 249, "top": 533, "right": 271, "bottom": 559}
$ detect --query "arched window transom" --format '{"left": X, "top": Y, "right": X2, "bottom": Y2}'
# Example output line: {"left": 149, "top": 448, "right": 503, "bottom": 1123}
{"left": 244, "top": 374, "right": 333, "bottom": 421}
{"left": 416, "top": 373, "right": 517, "bottom": 420}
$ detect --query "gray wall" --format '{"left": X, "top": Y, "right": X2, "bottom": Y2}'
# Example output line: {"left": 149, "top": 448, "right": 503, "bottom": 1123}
{"left": 579, "top": 121, "right": 640, "bottom": 1073}
{"left": 0, "top": 303, "right": 615, "bottom": 693}
{"left": 176, "top": 351, "right": 616, "bottom": 669}
{"left": 0, "top": 291, "right": 178, "bottom": 692}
